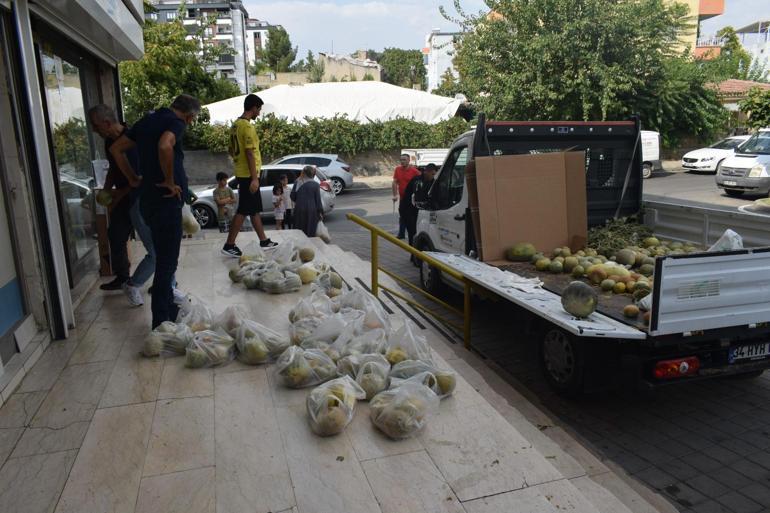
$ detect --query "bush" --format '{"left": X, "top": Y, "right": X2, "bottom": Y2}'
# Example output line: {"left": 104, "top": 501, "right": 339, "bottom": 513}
{"left": 186, "top": 114, "right": 471, "bottom": 160}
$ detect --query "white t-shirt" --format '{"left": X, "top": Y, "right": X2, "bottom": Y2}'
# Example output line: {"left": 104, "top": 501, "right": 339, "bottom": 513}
{"left": 282, "top": 184, "right": 293, "bottom": 209}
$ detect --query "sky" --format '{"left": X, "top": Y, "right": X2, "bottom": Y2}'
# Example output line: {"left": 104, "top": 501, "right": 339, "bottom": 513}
{"left": 242, "top": 0, "right": 770, "bottom": 58}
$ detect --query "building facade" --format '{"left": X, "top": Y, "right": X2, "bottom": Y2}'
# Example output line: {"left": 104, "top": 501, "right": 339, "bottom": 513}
{"left": 245, "top": 18, "right": 282, "bottom": 67}
{"left": 423, "top": 30, "right": 461, "bottom": 93}
{"left": 736, "top": 21, "right": 770, "bottom": 72}
{"left": 319, "top": 52, "right": 381, "bottom": 82}
{"left": 149, "top": 0, "right": 251, "bottom": 93}
{"left": 0, "top": 0, "right": 143, "bottom": 400}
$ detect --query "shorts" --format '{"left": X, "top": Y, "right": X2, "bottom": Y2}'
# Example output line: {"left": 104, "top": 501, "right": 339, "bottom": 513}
{"left": 274, "top": 210, "right": 285, "bottom": 221}
{"left": 236, "top": 177, "right": 263, "bottom": 216}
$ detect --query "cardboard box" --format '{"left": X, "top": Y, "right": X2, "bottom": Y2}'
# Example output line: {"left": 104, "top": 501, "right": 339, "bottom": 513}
{"left": 474, "top": 151, "right": 587, "bottom": 264}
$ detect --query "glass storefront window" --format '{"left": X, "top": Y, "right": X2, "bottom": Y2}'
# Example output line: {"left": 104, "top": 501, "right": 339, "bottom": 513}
{"left": 40, "top": 50, "right": 96, "bottom": 264}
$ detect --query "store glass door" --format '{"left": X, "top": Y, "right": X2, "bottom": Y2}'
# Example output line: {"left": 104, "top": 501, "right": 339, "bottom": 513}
{"left": 39, "top": 46, "right": 98, "bottom": 285}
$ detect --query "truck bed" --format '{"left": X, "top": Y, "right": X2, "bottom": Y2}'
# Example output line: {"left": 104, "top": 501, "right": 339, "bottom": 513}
{"left": 495, "top": 262, "right": 647, "bottom": 331}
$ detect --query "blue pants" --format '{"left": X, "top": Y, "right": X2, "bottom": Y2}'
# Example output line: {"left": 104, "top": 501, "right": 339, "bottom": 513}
{"left": 143, "top": 199, "right": 182, "bottom": 329}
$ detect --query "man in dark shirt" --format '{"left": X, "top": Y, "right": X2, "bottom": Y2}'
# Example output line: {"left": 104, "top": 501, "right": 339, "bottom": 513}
{"left": 89, "top": 105, "right": 136, "bottom": 291}
{"left": 109, "top": 94, "right": 200, "bottom": 329}
{"left": 400, "top": 163, "right": 437, "bottom": 249}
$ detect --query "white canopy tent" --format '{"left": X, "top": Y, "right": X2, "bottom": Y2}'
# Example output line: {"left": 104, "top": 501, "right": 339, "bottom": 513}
{"left": 204, "top": 81, "right": 465, "bottom": 125}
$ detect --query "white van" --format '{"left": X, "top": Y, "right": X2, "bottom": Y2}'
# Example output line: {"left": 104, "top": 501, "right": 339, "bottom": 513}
{"left": 715, "top": 128, "right": 770, "bottom": 197}
{"left": 640, "top": 130, "right": 661, "bottom": 179}
{"left": 401, "top": 148, "right": 449, "bottom": 170}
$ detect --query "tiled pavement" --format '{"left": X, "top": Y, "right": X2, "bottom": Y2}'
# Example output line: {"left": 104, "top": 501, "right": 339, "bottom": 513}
{"left": 331, "top": 226, "right": 770, "bottom": 513}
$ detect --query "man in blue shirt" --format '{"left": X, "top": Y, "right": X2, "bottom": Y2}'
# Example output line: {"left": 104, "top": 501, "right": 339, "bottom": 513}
{"left": 109, "top": 94, "right": 200, "bottom": 328}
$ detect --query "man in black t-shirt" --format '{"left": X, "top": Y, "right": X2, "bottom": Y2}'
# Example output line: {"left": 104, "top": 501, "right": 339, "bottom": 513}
{"left": 400, "top": 163, "right": 437, "bottom": 248}
{"left": 109, "top": 94, "right": 200, "bottom": 329}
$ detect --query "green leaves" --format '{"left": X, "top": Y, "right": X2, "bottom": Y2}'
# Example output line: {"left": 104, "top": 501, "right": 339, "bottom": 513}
{"left": 189, "top": 115, "right": 471, "bottom": 160}
{"left": 444, "top": 0, "right": 725, "bottom": 145}
{"left": 378, "top": 49, "right": 427, "bottom": 89}
{"left": 739, "top": 87, "right": 770, "bottom": 130}
{"left": 260, "top": 27, "right": 297, "bottom": 72}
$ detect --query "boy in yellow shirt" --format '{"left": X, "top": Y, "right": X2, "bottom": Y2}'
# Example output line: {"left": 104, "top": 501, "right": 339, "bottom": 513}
{"left": 221, "top": 94, "right": 277, "bottom": 257}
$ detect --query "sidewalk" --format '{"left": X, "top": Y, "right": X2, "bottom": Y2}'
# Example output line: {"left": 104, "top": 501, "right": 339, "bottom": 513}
{"left": 0, "top": 230, "right": 672, "bottom": 513}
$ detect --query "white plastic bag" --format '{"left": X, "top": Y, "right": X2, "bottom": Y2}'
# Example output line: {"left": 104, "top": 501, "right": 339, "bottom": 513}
{"left": 312, "top": 271, "right": 344, "bottom": 298}
{"left": 258, "top": 270, "right": 302, "bottom": 294}
{"left": 370, "top": 382, "right": 440, "bottom": 439}
{"left": 182, "top": 204, "right": 200, "bottom": 235}
{"left": 288, "top": 290, "right": 338, "bottom": 323}
{"left": 235, "top": 320, "right": 291, "bottom": 365}
{"left": 185, "top": 329, "right": 235, "bottom": 368}
{"left": 338, "top": 328, "right": 387, "bottom": 358}
{"left": 316, "top": 220, "right": 331, "bottom": 243}
{"left": 708, "top": 229, "right": 743, "bottom": 252}
{"left": 176, "top": 298, "right": 214, "bottom": 333}
{"left": 337, "top": 353, "right": 391, "bottom": 400}
{"left": 290, "top": 310, "right": 364, "bottom": 346}
{"left": 213, "top": 305, "right": 250, "bottom": 336}
{"left": 332, "top": 288, "right": 389, "bottom": 332}
{"left": 383, "top": 321, "right": 432, "bottom": 365}
{"left": 300, "top": 339, "right": 341, "bottom": 362}
{"left": 143, "top": 321, "right": 193, "bottom": 357}
{"left": 271, "top": 241, "right": 303, "bottom": 272}
{"left": 389, "top": 361, "right": 457, "bottom": 399}
{"left": 275, "top": 346, "right": 337, "bottom": 388}
{"left": 306, "top": 376, "right": 365, "bottom": 436}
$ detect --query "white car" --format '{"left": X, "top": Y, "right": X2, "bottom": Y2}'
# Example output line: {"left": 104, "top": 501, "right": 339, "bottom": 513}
{"left": 268, "top": 154, "right": 353, "bottom": 195}
{"left": 681, "top": 135, "right": 751, "bottom": 173}
{"left": 715, "top": 129, "right": 770, "bottom": 197}
{"left": 191, "top": 164, "right": 335, "bottom": 229}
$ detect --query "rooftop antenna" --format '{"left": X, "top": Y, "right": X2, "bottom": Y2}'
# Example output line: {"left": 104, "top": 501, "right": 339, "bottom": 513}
{"left": 331, "top": 40, "right": 334, "bottom": 54}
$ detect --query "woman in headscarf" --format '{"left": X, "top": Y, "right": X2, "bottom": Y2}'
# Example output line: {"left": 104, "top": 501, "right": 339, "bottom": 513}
{"left": 290, "top": 165, "right": 323, "bottom": 237}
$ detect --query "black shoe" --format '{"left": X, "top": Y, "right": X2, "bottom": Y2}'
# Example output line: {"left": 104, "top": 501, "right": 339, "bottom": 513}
{"left": 100, "top": 277, "right": 127, "bottom": 291}
{"left": 260, "top": 238, "right": 278, "bottom": 248}
{"left": 221, "top": 244, "right": 242, "bottom": 257}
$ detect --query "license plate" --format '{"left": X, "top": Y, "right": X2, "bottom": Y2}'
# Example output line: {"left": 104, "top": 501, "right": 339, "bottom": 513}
{"left": 730, "top": 343, "right": 770, "bottom": 363}
{"left": 724, "top": 180, "right": 738, "bottom": 186}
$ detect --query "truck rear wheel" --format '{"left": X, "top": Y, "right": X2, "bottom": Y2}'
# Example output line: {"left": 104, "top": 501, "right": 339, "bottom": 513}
{"left": 540, "top": 328, "right": 584, "bottom": 395}
{"left": 417, "top": 240, "right": 443, "bottom": 295}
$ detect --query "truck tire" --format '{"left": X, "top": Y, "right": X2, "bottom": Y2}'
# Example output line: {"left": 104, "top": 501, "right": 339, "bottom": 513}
{"left": 642, "top": 162, "right": 653, "bottom": 179}
{"left": 416, "top": 239, "right": 442, "bottom": 295}
{"left": 540, "top": 327, "right": 584, "bottom": 396}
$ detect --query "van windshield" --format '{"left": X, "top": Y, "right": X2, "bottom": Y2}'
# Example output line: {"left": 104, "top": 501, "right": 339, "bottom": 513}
{"left": 738, "top": 132, "right": 770, "bottom": 155}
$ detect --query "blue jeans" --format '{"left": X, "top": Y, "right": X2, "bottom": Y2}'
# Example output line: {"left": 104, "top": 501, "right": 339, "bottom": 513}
{"left": 142, "top": 199, "right": 182, "bottom": 329}
{"left": 129, "top": 199, "right": 156, "bottom": 287}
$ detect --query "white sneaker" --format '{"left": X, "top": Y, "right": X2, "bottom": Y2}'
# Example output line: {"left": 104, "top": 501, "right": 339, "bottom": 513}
{"left": 123, "top": 283, "right": 144, "bottom": 307}
{"left": 173, "top": 288, "right": 188, "bottom": 305}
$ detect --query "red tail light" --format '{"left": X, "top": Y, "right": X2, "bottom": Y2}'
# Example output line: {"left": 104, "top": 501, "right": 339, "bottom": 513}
{"left": 320, "top": 181, "right": 332, "bottom": 192}
{"left": 342, "top": 165, "right": 351, "bottom": 172}
{"left": 653, "top": 357, "right": 700, "bottom": 380}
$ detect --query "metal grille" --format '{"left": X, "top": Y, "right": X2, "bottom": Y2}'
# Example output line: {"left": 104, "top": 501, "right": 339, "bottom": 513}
{"left": 683, "top": 157, "right": 698, "bottom": 163}
{"left": 720, "top": 167, "right": 747, "bottom": 177}
{"left": 677, "top": 280, "right": 720, "bottom": 300}
{"left": 586, "top": 149, "right": 616, "bottom": 188}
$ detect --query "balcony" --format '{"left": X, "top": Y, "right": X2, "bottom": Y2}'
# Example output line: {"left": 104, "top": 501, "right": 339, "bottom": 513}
{"left": 218, "top": 54, "right": 235, "bottom": 65}
{"left": 698, "top": 0, "right": 724, "bottom": 20}
{"left": 694, "top": 36, "right": 724, "bottom": 60}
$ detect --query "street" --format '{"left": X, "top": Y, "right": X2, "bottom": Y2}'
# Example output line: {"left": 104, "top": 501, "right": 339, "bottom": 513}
{"left": 645, "top": 168, "right": 767, "bottom": 210}
{"left": 324, "top": 183, "right": 770, "bottom": 513}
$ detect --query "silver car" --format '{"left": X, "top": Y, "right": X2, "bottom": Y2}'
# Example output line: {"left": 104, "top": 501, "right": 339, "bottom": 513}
{"left": 268, "top": 153, "right": 353, "bottom": 195}
{"left": 191, "top": 164, "right": 335, "bottom": 229}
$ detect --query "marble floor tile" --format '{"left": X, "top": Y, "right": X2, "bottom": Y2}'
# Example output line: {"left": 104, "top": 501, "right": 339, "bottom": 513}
{"left": 134, "top": 466, "right": 215, "bottom": 513}
{"left": 0, "top": 391, "right": 47, "bottom": 428}
{"left": 16, "top": 340, "right": 79, "bottom": 393}
{"left": 54, "top": 402, "right": 155, "bottom": 513}
{"left": 11, "top": 422, "right": 90, "bottom": 458}
{"left": 0, "top": 428, "right": 23, "bottom": 466}
{"left": 157, "top": 358, "right": 214, "bottom": 400}
{"left": 67, "top": 321, "right": 128, "bottom": 365}
{"left": 99, "top": 337, "right": 163, "bottom": 408}
{"left": 143, "top": 397, "right": 214, "bottom": 477}
{"left": 0, "top": 449, "right": 77, "bottom": 513}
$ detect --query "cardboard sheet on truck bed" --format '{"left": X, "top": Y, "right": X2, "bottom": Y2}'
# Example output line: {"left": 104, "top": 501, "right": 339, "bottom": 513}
{"left": 475, "top": 152, "right": 588, "bottom": 264}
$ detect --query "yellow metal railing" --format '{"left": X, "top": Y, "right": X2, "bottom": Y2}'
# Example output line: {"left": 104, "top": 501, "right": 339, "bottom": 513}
{"left": 346, "top": 213, "right": 472, "bottom": 349}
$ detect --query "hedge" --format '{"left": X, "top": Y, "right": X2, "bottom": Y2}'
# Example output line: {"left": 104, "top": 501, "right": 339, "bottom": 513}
{"left": 185, "top": 112, "right": 471, "bottom": 161}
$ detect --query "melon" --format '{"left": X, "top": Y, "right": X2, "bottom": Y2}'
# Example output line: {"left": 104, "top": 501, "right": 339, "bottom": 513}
{"left": 588, "top": 267, "right": 608, "bottom": 285}
{"left": 571, "top": 265, "right": 585, "bottom": 278}
{"left": 535, "top": 258, "right": 551, "bottom": 271}
{"left": 299, "top": 247, "right": 316, "bottom": 263}
{"left": 561, "top": 281, "right": 599, "bottom": 318}
{"left": 561, "top": 247, "right": 572, "bottom": 257}
{"left": 613, "top": 282, "right": 626, "bottom": 294}
{"left": 530, "top": 252, "right": 545, "bottom": 263}
{"left": 643, "top": 237, "right": 660, "bottom": 248}
{"left": 641, "top": 256, "right": 656, "bottom": 267}
{"left": 601, "top": 279, "right": 616, "bottom": 292}
{"left": 549, "top": 261, "right": 564, "bottom": 273}
{"left": 633, "top": 288, "right": 651, "bottom": 301}
{"left": 552, "top": 247, "right": 563, "bottom": 258}
{"left": 506, "top": 242, "right": 537, "bottom": 262}
{"left": 638, "top": 264, "right": 654, "bottom": 277}
{"left": 623, "top": 304, "right": 640, "bottom": 318}
{"left": 563, "top": 257, "right": 579, "bottom": 272}
{"left": 615, "top": 249, "right": 636, "bottom": 266}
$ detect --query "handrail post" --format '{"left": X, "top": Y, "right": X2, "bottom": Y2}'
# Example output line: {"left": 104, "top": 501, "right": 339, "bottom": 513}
{"left": 463, "top": 280, "right": 472, "bottom": 350}
{"left": 371, "top": 232, "right": 379, "bottom": 296}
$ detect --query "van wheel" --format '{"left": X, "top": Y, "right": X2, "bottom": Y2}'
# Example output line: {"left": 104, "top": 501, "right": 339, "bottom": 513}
{"left": 725, "top": 189, "right": 744, "bottom": 197}
{"left": 540, "top": 328, "right": 584, "bottom": 396}
{"left": 642, "top": 163, "right": 653, "bottom": 179}
{"left": 417, "top": 240, "right": 442, "bottom": 294}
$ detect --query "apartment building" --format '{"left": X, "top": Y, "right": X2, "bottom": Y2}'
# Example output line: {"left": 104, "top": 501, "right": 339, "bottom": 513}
{"left": 148, "top": 1, "right": 250, "bottom": 93}
{"left": 245, "top": 18, "right": 282, "bottom": 67}
{"left": 736, "top": 21, "right": 770, "bottom": 71}
{"left": 423, "top": 30, "right": 461, "bottom": 93}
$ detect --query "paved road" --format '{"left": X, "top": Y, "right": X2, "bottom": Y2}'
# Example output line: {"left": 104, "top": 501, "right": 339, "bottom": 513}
{"left": 324, "top": 187, "right": 770, "bottom": 513}
{"left": 644, "top": 168, "right": 766, "bottom": 210}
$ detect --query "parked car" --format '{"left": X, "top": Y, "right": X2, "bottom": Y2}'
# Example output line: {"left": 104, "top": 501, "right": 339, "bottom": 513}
{"left": 191, "top": 164, "right": 335, "bottom": 229}
{"left": 681, "top": 135, "right": 751, "bottom": 173}
{"left": 715, "top": 129, "right": 770, "bottom": 197}
{"left": 640, "top": 130, "right": 662, "bottom": 179}
{"left": 268, "top": 154, "right": 353, "bottom": 195}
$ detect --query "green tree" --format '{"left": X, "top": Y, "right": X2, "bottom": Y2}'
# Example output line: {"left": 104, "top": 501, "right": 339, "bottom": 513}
{"left": 378, "top": 48, "right": 426, "bottom": 89}
{"left": 119, "top": 15, "right": 240, "bottom": 124}
{"left": 362, "top": 72, "right": 375, "bottom": 81}
{"left": 739, "top": 87, "right": 770, "bottom": 130}
{"left": 700, "top": 26, "right": 767, "bottom": 82}
{"left": 260, "top": 27, "right": 297, "bottom": 72}
{"left": 308, "top": 57, "right": 325, "bottom": 83}
{"left": 433, "top": 68, "right": 464, "bottom": 98}
{"left": 443, "top": 0, "right": 725, "bottom": 144}
{"left": 52, "top": 117, "right": 90, "bottom": 173}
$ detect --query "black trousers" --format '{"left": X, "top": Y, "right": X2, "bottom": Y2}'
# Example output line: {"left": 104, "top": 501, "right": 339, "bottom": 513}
{"left": 400, "top": 206, "right": 418, "bottom": 246}
{"left": 284, "top": 209, "right": 293, "bottom": 229}
{"left": 143, "top": 199, "right": 182, "bottom": 329}
{"left": 107, "top": 199, "right": 132, "bottom": 280}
